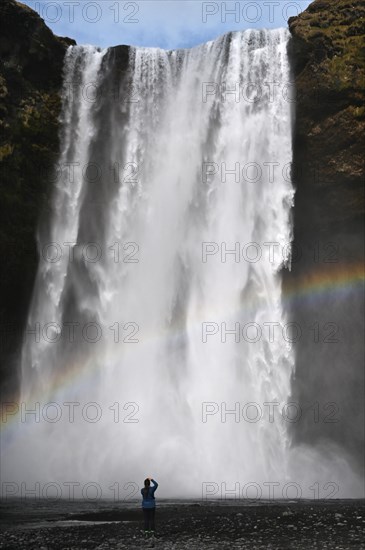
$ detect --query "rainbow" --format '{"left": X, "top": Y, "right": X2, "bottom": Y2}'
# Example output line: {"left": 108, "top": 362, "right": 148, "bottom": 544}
{"left": 1, "top": 262, "right": 363, "bottom": 441}
{"left": 282, "top": 262, "right": 364, "bottom": 304}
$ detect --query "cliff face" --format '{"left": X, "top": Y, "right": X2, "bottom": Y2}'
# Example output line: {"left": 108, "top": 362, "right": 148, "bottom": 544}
{"left": 288, "top": 0, "right": 364, "bottom": 231}
{"left": 285, "top": 0, "right": 364, "bottom": 470}
{"left": 0, "top": 0, "right": 75, "bottom": 396}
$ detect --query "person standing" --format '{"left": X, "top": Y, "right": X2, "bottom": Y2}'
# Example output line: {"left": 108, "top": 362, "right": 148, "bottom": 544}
{"left": 141, "top": 477, "right": 158, "bottom": 537}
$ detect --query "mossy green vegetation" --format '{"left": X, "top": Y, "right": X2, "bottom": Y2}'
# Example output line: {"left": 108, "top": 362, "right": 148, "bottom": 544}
{"left": 289, "top": 0, "right": 365, "bottom": 94}
{"left": 288, "top": 0, "right": 364, "bottom": 221}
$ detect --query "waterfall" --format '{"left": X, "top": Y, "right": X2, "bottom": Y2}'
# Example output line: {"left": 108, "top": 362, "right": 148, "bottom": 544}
{"left": 5, "top": 29, "right": 300, "bottom": 498}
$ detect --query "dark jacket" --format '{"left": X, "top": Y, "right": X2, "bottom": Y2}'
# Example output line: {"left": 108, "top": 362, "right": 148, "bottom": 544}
{"left": 141, "top": 479, "right": 158, "bottom": 509}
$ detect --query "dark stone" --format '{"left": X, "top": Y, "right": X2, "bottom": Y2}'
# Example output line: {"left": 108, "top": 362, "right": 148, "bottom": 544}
{"left": 284, "top": 0, "right": 365, "bottom": 471}
{"left": 0, "top": 0, "right": 75, "bottom": 89}
{"left": 0, "top": 0, "right": 75, "bottom": 398}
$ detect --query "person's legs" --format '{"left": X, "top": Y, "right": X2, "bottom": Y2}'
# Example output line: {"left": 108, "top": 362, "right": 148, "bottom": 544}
{"left": 150, "top": 508, "right": 155, "bottom": 532}
{"left": 143, "top": 508, "right": 149, "bottom": 531}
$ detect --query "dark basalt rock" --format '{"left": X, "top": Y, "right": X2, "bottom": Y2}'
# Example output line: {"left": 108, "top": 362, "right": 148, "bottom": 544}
{"left": 0, "top": 0, "right": 75, "bottom": 397}
{"left": 0, "top": 0, "right": 75, "bottom": 88}
{"left": 284, "top": 0, "right": 364, "bottom": 471}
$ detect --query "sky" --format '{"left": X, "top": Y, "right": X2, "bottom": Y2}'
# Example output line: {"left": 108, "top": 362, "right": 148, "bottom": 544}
{"left": 21, "top": 0, "right": 313, "bottom": 49}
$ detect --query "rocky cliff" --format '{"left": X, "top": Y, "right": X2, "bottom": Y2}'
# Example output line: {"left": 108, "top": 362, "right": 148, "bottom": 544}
{"left": 285, "top": 0, "right": 364, "bottom": 471}
{"left": 288, "top": 0, "right": 364, "bottom": 231}
{"left": 0, "top": 0, "right": 75, "bottom": 396}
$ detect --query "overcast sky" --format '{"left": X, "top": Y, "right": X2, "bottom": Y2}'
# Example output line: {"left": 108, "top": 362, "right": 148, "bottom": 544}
{"left": 22, "top": 0, "right": 313, "bottom": 49}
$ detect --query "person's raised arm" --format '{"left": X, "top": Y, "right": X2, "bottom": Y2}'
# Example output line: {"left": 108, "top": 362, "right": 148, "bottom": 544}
{"left": 150, "top": 478, "right": 158, "bottom": 493}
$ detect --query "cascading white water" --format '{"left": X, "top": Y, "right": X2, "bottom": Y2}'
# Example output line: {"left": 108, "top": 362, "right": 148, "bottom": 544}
{"left": 3, "top": 29, "right": 306, "bottom": 498}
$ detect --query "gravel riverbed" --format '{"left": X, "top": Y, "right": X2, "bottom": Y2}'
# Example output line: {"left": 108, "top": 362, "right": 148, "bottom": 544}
{"left": 0, "top": 499, "right": 364, "bottom": 549}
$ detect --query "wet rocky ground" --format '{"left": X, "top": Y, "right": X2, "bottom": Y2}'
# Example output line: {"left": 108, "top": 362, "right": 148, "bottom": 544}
{"left": 0, "top": 500, "right": 364, "bottom": 549}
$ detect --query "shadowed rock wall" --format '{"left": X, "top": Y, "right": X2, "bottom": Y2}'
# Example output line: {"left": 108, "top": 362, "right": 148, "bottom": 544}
{"left": 0, "top": 0, "right": 75, "bottom": 397}
{"left": 284, "top": 0, "right": 364, "bottom": 472}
